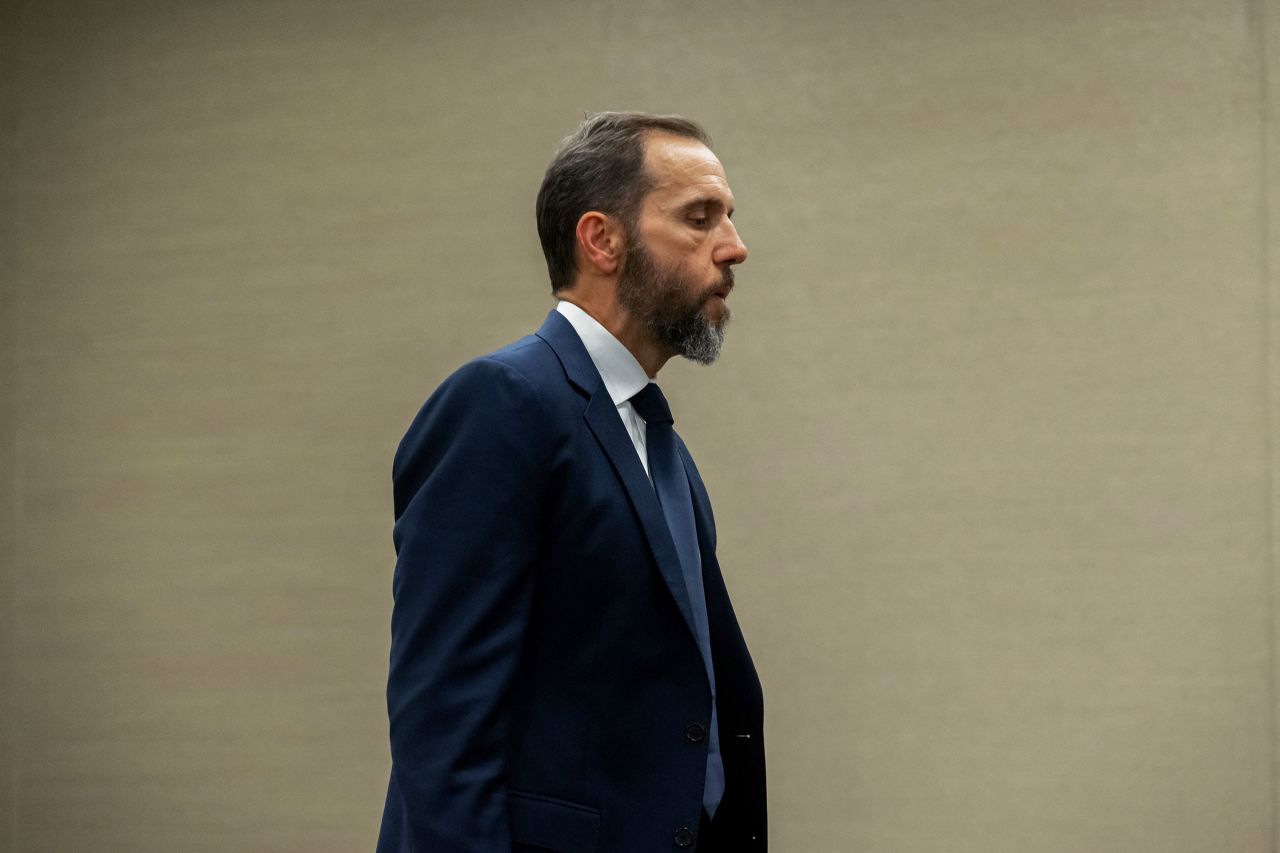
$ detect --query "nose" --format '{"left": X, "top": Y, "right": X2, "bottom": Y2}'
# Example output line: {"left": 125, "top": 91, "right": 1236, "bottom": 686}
{"left": 714, "top": 218, "right": 748, "bottom": 266}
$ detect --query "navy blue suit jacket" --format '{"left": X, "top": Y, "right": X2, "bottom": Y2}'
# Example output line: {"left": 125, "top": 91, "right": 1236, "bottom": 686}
{"left": 377, "top": 310, "right": 766, "bottom": 852}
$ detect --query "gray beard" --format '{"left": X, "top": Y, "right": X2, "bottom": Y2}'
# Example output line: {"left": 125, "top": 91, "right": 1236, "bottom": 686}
{"left": 616, "top": 241, "right": 730, "bottom": 366}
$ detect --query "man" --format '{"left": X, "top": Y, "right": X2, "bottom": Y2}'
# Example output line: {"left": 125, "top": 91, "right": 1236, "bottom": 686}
{"left": 377, "top": 112, "right": 765, "bottom": 853}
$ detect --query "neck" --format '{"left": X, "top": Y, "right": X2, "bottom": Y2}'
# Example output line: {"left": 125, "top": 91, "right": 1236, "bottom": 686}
{"left": 557, "top": 290, "right": 672, "bottom": 378}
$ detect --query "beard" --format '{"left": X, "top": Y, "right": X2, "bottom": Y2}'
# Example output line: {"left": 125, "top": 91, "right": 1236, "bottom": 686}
{"left": 616, "top": 235, "right": 733, "bottom": 366}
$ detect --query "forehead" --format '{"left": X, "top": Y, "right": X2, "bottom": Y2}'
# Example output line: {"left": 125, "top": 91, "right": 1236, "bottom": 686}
{"left": 641, "top": 132, "right": 735, "bottom": 207}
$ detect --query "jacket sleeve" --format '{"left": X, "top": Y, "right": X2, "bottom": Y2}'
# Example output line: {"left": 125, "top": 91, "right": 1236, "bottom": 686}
{"left": 385, "top": 356, "right": 551, "bottom": 851}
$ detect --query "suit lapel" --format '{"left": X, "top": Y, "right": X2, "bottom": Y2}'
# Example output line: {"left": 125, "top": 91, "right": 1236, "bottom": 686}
{"left": 536, "top": 310, "right": 699, "bottom": 642}
{"left": 583, "top": 395, "right": 698, "bottom": 638}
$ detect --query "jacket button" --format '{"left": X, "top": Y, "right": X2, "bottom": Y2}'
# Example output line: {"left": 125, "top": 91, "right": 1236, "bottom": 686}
{"left": 674, "top": 826, "right": 695, "bottom": 847}
{"left": 685, "top": 723, "right": 707, "bottom": 743}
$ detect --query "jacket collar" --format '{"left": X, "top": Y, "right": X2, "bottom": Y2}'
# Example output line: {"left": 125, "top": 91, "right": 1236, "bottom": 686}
{"left": 535, "top": 308, "right": 605, "bottom": 398}
{"left": 553, "top": 301, "right": 650, "bottom": 406}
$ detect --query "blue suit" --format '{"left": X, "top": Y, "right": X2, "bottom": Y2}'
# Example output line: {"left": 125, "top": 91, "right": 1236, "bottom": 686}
{"left": 377, "top": 310, "right": 766, "bottom": 852}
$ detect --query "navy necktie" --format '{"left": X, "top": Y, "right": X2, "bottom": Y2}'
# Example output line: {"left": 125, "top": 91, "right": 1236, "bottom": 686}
{"left": 629, "top": 382, "right": 724, "bottom": 817}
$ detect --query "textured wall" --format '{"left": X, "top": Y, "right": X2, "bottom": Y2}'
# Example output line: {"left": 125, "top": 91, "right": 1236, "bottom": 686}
{"left": 2, "top": 1, "right": 1276, "bottom": 851}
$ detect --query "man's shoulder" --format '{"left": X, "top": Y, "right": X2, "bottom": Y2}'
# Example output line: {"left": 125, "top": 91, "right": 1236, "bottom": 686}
{"left": 421, "top": 317, "right": 582, "bottom": 414}
{"left": 394, "top": 331, "right": 565, "bottom": 483}
{"left": 483, "top": 332, "right": 558, "bottom": 376}
{"left": 451, "top": 330, "right": 564, "bottom": 395}
{"left": 396, "top": 313, "right": 581, "bottom": 447}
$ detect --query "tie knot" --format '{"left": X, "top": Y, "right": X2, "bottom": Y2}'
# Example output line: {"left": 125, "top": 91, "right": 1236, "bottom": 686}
{"left": 630, "top": 382, "right": 673, "bottom": 425}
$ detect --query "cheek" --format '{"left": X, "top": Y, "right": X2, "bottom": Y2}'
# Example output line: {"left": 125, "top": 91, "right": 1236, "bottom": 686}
{"left": 650, "top": 223, "right": 705, "bottom": 256}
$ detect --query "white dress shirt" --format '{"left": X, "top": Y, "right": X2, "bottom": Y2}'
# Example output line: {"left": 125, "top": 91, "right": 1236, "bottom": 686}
{"left": 555, "top": 300, "right": 654, "bottom": 477}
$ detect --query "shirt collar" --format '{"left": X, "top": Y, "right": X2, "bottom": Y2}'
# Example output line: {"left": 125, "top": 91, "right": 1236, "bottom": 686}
{"left": 555, "top": 300, "right": 651, "bottom": 406}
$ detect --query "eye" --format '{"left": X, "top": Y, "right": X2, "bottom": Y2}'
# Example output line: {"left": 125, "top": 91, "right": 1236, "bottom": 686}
{"left": 689, "top": 215, "right": 710, "bottom": 228}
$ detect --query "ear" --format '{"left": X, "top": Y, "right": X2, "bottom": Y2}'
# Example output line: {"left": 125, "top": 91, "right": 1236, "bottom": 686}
{"left": 574, "top": 212, "right": 624, "bottom": 276}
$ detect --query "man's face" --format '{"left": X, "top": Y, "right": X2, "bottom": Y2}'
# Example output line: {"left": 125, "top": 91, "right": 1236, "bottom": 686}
{"left": 616, "top": 133, "right": 748, "bottom": 365}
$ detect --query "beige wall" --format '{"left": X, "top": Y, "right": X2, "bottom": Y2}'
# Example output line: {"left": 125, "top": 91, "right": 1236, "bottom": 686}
{"left": 3, "top": 0, "right": 1277, "bottom": 850}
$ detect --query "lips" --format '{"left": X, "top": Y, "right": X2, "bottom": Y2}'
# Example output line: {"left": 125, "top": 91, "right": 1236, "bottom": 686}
{"left": 705, "top": 285, "right": 731, "bottom": 306}
{"left": 710, "top": 269, "right": 735, "bottom": 301}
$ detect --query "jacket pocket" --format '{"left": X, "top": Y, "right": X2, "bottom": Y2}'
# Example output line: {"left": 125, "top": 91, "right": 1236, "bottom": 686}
{"left": 507, "top": 789, "right": 600, "bottom": 853}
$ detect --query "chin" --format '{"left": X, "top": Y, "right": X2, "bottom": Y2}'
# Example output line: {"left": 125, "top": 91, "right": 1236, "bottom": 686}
{"left": 703, "top": 300, "right": 730, "bottom": 329}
